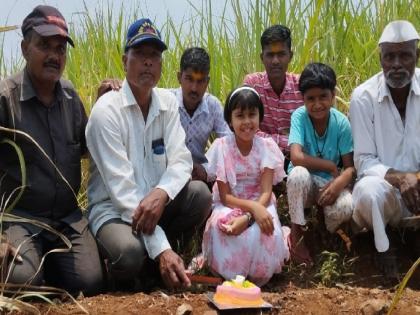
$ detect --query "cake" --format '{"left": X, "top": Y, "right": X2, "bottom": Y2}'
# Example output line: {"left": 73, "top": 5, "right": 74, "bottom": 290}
{"left": 214, "top": 275, "right": 264, "bottom": 306}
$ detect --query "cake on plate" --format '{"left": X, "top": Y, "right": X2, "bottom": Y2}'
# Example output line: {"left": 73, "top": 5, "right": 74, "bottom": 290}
{"left": 214, "top": 275, "right": 264, "bottom": 306}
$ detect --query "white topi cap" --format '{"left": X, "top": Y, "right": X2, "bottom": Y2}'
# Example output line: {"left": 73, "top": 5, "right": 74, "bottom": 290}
{"left": 378, "top": 20, "right": 420, "bottom": 45}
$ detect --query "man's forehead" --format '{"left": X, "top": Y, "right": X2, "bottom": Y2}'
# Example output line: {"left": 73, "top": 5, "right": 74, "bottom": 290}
{"left": 183, "top": 69, "right": 209, "bottom": 80}
{"left": 380, "top": 40, "right": 417, "bottom": 52}
{"left": 33, "top": 33, "right": 67, "bottom": 44}
{"left": 263, "top": 41, "right": 288, "bottom": 53}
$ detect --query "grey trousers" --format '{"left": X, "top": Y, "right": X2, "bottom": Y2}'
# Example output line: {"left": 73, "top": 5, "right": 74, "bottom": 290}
{"left": 96, "top": 180, "right": 212, "bottom": 284}
{"left": 4, "top": 215, "right": 104, "bottom": 296}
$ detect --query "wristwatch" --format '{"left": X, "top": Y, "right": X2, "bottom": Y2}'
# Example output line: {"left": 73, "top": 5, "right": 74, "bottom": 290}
{"left": 245, "top": 212, "right": 254, "bottom": 227}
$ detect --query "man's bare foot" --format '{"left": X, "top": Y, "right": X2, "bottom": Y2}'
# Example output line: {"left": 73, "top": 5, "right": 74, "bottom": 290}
{"left": 290, "top": 224, "right": 313, "bottom": 266}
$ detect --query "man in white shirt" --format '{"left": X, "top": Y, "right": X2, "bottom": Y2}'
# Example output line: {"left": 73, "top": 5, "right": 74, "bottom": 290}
{"left": 170, "top": 47, "right": 230, "bottom": 182}
{"left": 350, "top": 20, "right": 420, "bottom": 279}
{"left": 86, "top": 18, "right": 212, "bottom": 290}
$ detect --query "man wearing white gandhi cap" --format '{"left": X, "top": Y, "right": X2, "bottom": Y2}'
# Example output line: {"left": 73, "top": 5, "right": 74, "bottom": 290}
{"left": 349, "top": 20, "right": 420, "bottom": 279}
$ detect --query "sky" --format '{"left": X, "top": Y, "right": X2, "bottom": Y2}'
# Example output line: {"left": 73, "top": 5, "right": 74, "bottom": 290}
{"left": 0, "top": 0, "right": 230, "bottom": 64}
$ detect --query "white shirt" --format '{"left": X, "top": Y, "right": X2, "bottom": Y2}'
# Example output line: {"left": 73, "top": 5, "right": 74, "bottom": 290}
{"left": 350, "top": 68, "right": 420, "bottom": 179}
{"left": 86, "top": 79, "right": 193, "bottom": 259}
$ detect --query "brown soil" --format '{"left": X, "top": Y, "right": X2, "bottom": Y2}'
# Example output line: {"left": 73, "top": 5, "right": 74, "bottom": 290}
{"left": 33, "top": 285, "right": 420, "bottom": 315}
{"left": 28, "top": 230, "right": 420, "bottom": 315}
{"left": 12, "top": 199, "right": 420, "bottom": 314}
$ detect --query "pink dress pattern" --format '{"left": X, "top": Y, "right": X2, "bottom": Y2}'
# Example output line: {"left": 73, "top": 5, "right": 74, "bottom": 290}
{"left": 202, "top": 134, "right": 290, "bottom": 286}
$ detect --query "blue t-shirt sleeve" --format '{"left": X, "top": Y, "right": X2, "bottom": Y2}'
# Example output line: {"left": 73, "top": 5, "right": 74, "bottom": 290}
{"left": 338, "top": 115, "right": 353, "bottom": 156}
{"left": 288, "top": 106, "right": 305, "bottom": 146}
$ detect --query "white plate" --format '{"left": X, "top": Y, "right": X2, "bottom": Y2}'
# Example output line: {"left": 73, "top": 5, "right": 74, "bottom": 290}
{"left": 206, "top": 292, "right": 273, "bottom": 310}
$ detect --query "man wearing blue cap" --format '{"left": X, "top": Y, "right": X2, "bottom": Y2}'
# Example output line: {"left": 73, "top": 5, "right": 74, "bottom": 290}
{"left": 86, "top": 18, "right": 212, "bottom": 290}
{"left": 350, "top": 20, "right": 420, "bottom": 279}
{"left": 0, "top": 5, "right": 103, "bottom": 295}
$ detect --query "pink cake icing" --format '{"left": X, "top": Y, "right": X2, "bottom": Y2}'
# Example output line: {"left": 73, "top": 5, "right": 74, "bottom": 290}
{"left": 214, "top": 276, "right": 263, "bottom": 306}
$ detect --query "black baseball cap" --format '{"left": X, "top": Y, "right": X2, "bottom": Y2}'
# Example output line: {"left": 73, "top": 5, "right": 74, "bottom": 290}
{"left": 22, "top": 5, "right": 74, "bottom": 47}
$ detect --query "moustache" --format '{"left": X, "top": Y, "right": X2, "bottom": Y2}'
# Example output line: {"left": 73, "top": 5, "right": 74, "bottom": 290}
{"left": 43, "top": 61, "right": 60, "bottom": 69}
{"left": 386, "top": 69, "right": 410, "bottom": 77}
{"left": 188, "top": 92, "right": 199, "bottom": 98}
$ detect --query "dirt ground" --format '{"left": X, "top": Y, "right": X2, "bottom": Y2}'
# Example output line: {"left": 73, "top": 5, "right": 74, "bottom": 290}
{"left": 11, "top": 196, "right": 420, "bottom": 315}
{"left": 28, "top": 230, "right": 420, "bottom": 315}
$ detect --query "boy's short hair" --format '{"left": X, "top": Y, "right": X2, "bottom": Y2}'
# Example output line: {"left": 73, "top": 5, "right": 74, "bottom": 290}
{"left": 224, "top": 86, "right": 264, "bottom": 130}
{"left": 260, "top": 25, "right": 292, "bottom": 51}
{"left": 180, "top": 47, "right": 210, "bottom": 73}
{"left": 298, "top": 62, "right": 336, "bottom": 94}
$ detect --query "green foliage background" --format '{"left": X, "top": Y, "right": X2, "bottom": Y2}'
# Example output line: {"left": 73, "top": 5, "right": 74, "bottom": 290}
{"left": 63, "top": 0, "right": 420, "bottom": 114}
{"left": 2, "top": 0, "right": 420, "bottom": 113}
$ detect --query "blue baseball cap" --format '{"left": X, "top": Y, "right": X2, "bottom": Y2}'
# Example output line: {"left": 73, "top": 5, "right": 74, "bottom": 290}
{"left": 125, "top": 18, "right": 167, "bottom": 52}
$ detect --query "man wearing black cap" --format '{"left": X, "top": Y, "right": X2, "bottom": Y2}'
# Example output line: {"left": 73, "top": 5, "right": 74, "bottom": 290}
{"left": 0, "top": 6, "right": 103, "bottom": 295}
{"left": 86, "top": 18, "right": 212, "bottom": 290}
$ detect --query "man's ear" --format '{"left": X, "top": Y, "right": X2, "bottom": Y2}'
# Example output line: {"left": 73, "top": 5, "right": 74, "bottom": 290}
{"left": 21, "top": 40, "right": 29, "bottom": 61}
{"left": 122, "top": 54, "right": 127, "bottom": 72}
{"left": 290, "top": 50, "right": 294, "bottom": 60}
{"left": 177, "top": 71, "right": 182, "bottom": 84}
{"left": 259, "top": 52, "right": 263, "bottom": 62}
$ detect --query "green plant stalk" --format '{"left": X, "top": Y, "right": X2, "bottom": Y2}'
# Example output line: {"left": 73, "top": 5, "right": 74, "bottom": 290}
{"left": 387, "top": 257, "right": 420, "bottom": 315}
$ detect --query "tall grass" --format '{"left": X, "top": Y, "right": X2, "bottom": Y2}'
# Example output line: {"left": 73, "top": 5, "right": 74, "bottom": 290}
{"left": 59, "top": 0, "right": 420, "bottom": 114}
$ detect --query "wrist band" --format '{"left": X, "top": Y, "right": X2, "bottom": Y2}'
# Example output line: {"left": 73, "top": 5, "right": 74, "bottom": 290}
{"left": 245, "top": 212, "right": 254, "bottom": 227}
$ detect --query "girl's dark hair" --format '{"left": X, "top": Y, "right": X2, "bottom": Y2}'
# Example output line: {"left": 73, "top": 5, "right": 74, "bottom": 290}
{"left": 224, "top": 87, "right": 264, "bottom": 130}
{"left": 298, "top": 62, "right": 336, "bottom": 94}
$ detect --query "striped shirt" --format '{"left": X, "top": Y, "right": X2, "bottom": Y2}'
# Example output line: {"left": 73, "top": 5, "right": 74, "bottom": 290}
{"left": 243, "top": 71, "right": 304, "bottom": 152}
{"left": 170, "top": 88, "right": 231, "bottom": 165}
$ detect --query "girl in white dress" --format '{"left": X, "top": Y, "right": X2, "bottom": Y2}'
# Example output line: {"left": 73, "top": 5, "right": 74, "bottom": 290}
{"left": 202, "top": 86, "right": 290, "bottom": 286}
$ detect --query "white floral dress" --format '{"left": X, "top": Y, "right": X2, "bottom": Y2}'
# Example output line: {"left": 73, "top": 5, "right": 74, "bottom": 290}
{"left": 202, "top": 134, "right": 290, "bottom": 286}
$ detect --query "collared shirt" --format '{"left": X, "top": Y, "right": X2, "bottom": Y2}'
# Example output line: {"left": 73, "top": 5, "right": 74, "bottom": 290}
{"left": 86, "top": 80, "right": 192, "bottom": 259}
{"left": 0, "top": 69, "right": 87, "bottom": 220}
{"left": 243, "top": 71, "right": 304, "bottom": 152}
{"left": 349, "top": 68, "right": 420, "bottom": 178}
{"left": 170, "top": 88, "right": 231, "bottom": 165}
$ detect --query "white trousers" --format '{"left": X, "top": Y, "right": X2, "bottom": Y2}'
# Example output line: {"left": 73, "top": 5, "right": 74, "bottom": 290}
{"left": 287, "top": 166, "right": 353, "bottom": 233}
{"left": 352, "top": 176, "right": 411, "bottom": 252}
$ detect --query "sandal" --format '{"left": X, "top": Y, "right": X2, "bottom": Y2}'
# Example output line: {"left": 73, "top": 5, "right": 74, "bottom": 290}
{"left": 374, "top": 249, "right": 399, "bottom": 281}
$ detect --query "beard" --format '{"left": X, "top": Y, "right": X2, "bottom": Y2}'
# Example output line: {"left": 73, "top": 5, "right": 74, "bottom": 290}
{"left": 384, "top": 69, "right": 412, "bottom": 88}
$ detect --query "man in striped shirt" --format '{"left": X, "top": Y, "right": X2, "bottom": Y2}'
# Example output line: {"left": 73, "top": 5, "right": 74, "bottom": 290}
{"left": 244, "top": 25, "right": 303, "bottom": 157}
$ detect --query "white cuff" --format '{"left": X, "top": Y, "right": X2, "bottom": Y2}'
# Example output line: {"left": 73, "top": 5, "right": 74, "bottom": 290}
{"left": 143, "top": 225, "right": 171, "bottom": 259}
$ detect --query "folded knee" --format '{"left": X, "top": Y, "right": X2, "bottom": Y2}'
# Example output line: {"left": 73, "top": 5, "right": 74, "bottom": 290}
{"left": 8, "top": 265, "right": 43, "bottom": 287}
{"left": 108, "top": 243, "right": 146, "bottom": 277}
{"left": 287, "top": 166, "right": 311, "bottom": 188}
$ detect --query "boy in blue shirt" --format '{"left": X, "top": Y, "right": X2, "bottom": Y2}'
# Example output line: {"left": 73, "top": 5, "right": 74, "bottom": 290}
{"left": 287, "top": 63, "right": 355, "bottom": 265}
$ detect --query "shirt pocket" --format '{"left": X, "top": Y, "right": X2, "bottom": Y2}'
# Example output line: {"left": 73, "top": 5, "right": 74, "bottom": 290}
{"left": 151, "top": 151, "right": 167, "bottom": 185}
{"left": 66, "top": 142, "right": 81, "bottom": 165}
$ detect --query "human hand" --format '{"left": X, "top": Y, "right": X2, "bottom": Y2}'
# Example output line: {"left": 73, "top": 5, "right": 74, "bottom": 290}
{"left": 0, "top": 241, "right": 23, "bottom": 279}
{"left": 97, "top": 78, "right": 122, "bottom": 99}
{"left": 398, "top": 173, "right": 420, "bottom": 214}
{"left": 132, "top": 188, "right": 168, "bottom": 235}
{"left": 251, "top": 202, "right": 274, "bottom": 235}
{"left": 192, "top": 163, "right": 207, "bottom": 182}
{"left": 317, "top": 181, "right": 340, "bottom": 207}
{"left": 221, "top": 215, "right": 249, "bottom": 235}
{"left": 157, "top": 249, "right": 191, "bottom": 289}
